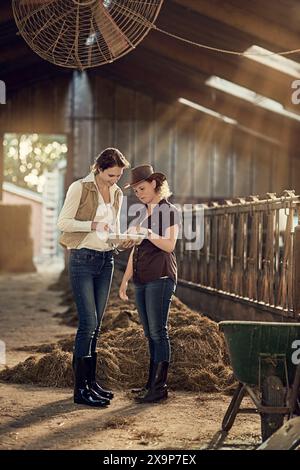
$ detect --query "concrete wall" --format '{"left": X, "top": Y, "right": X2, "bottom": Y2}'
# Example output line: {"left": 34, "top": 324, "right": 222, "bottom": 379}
{"left": 176, "top": 281, "right": 297, "bottom": 323}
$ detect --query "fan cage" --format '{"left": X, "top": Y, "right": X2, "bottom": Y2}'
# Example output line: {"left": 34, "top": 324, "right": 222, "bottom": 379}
{"left": 12, "top": 0, "right": 164, "bottom": 69}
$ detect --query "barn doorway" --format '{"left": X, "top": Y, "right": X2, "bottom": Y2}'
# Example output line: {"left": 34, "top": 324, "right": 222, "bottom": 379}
{"left": 2, "top": 133, "right": 68, "bottom": 271}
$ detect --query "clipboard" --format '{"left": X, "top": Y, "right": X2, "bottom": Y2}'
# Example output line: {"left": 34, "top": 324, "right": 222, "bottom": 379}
{"left": 107, "top": 232, "right": 146, "bottom": 245}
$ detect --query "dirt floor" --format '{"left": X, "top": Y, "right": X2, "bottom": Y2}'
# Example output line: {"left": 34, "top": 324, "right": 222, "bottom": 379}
{"left": 0, "top": 263, "right": 262, "bottom": 450}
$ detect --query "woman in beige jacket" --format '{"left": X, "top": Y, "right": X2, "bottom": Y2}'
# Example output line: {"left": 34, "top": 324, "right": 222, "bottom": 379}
{"left": 57, "top": 148, "right": 132, "bottom": 408}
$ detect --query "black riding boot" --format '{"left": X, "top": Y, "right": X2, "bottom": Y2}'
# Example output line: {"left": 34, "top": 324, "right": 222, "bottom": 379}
{"left": 72, "top": 355, "right": 107, "bottom": 402}
{"left": 88, "top": 352, "right": 114, "bottom": 400}
{"left": 73, "top": 356, "right": 110, "bottom": 407}
{"left": 136, "top": 361, "right": 169, "bottom": 404}
{"left": 131, "top": 359, "right": 155, "bottom": 394}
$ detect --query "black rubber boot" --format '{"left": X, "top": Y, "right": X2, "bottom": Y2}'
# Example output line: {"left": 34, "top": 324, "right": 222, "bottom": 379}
{"left": 136, "top": 361, "right": 169, "bottom": 404}
{"left": 131, "top": 359, "right": 155, "bottom": 394}
{"left": 73, "top": 356, "right": 110, "bottom": 407}
{"left": 88, "top": 352, "right": 114, "bottom": 400}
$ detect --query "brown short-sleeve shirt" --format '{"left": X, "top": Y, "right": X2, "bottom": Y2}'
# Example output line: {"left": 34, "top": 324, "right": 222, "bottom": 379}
{"left": 132, "top": 199, "right": 181, "bottom": 284}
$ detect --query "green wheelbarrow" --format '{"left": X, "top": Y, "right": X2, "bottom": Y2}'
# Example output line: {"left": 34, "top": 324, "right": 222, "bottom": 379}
{"left": 219, "top": 321, "right": 300, "bottom": 442}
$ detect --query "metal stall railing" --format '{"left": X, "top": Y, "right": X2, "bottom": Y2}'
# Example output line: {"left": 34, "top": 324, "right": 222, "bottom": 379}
{"left": 176, "top": 190, "right": 300, "bottom": 318}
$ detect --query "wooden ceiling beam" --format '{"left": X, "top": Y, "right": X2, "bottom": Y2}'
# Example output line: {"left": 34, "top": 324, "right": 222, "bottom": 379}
{"left": 0, "top": 42, "right": 33, "bottom": 67}
{"left": 173, "top": 0, "right": 300, "bottom": 53}
{"left": 227, "top": 0, "right": 300, "bottom": 35}
{"left": 103, "top": 49, "right": 298, "bottom": 143}
{"left": 1, "top": 1, "right": 14, "bottom": 23}
{"left": 158, "top": 2, "right": 253, "bottom": 55}
{"left": 143, "top": 31, "right": 300, "bottom": 114}
{"left": 2, "top": 47, "right": 297, "bottom": 146}
{"left": 2, "top": 56, "right": 68, "bottom": 94}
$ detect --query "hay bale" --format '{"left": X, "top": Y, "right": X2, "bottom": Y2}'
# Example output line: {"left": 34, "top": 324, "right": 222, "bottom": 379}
{"left": 1, "top": 268, "right": 232, "bottom": 392}
{"left": 0, "top": 204, "right": 36, "bottom": 273}
{"left": 0, "top": 350, "right": 73, "bottom": 387}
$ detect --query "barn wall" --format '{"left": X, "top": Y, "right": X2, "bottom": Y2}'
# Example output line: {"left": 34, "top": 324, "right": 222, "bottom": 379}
{"left": 0, "top": 71, "right": 298, "bottom": 201}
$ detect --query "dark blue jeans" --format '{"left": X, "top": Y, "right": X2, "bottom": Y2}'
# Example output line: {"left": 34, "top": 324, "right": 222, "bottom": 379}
{"left": 134, "top": 278, "right": 176, "bottom": 363}
{"left": 69, "top": 248, "right": 114, "bottom": 358}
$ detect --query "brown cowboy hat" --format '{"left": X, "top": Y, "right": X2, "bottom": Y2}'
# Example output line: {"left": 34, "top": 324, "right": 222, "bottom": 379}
{"left": 124, "top": 164, "right": 166, "bottom": 189}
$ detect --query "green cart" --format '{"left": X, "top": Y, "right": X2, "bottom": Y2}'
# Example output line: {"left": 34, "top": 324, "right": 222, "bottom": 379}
{"left": 219, "top": 321, "right": 300, "bottom": 441}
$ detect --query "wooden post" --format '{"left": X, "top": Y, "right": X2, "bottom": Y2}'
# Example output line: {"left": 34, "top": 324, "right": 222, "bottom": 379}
{"left": 293, "top": 225, "right": 300, "bottom": 318}
{"left": 65, "top": 132, "right": 74, "bottom": 192}
{"left": 0, "top": 131, "right": 3, "bottom": 201}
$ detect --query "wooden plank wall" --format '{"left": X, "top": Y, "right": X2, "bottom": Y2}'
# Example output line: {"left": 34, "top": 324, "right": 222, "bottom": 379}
{"left": 0, "top": 71, "right": 298, "bottom": 201}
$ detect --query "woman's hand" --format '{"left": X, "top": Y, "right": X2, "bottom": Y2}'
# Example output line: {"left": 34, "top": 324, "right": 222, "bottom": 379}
{"left": 127, "top": 225, "right": 141, "bottom": 234}
{"left": 118, "top": 240, "right": 136, "bottom": 250}
{"left": 119, "top": 280, "right": 129, "bottom": 301}
{"left": 91, "top": 221, "right": 109, "bottom": 232}
{"left": 118, "top": 225, "right": 146, "bottom": 249}
{"left": 119, "top": 226, "right": 139, "bottom": 249}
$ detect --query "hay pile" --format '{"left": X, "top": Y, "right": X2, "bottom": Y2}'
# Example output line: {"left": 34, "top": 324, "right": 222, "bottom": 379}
{"left": 0, "top": 269, "right": 233, "bottom": 392}
{"left": 0, "top": 350, "right": 73, "bottom": 387}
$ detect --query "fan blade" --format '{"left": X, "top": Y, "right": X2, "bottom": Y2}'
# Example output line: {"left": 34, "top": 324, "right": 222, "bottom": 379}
{"left": 93, "top": 2, "right": 129, "bottom": 58}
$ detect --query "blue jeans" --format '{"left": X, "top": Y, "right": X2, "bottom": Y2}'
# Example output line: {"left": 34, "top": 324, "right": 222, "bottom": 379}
{"left": 69, "top": 248, "right": 114, "bottom": 358}
{"left": 134, "top": 278, "right": 176, "bottom": 363}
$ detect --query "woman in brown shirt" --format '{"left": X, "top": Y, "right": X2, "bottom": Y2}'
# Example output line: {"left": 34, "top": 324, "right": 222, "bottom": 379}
{"left": 119, "top": 165, "right": 181, "bottom": 403}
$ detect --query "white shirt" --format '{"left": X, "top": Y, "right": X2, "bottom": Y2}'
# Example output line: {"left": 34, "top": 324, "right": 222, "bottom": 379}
{"left": 57, "top": 172, "right": 123, "bottom": 251}
{"left": 82, "top": 202, "right": 115, "bottom": 245}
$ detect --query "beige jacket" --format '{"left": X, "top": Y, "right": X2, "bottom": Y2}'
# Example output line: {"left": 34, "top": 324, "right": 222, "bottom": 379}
{"left": 57, "top": 172, "right": 123, "bottom": 250}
